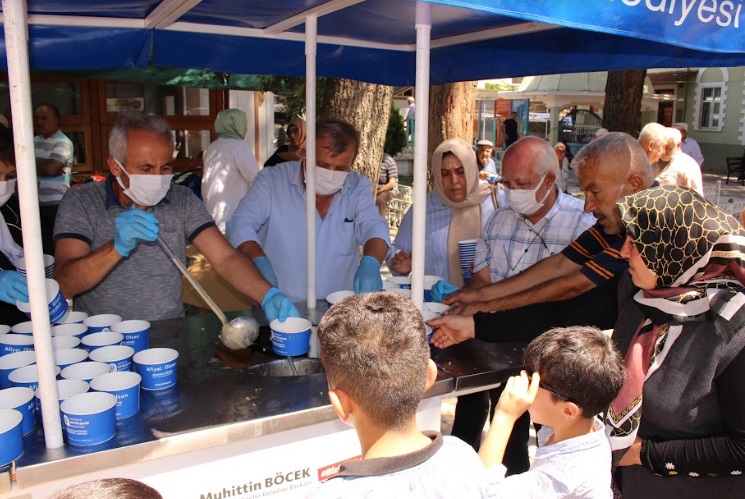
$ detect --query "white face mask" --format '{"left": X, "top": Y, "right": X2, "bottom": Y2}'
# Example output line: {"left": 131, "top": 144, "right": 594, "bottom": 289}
{"left": 0, "top": 178, "right": 16, "bottom": 207}
{"left": 505, "top": 172, "right": 552, "bottom": 216}
{"left": 314, "top": 165, "right": 348, "bottom": 196}
{"left": 114, "top": 160, "right": 173, "bottom": 207}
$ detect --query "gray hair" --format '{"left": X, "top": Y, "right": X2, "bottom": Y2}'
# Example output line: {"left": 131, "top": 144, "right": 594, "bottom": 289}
{"left": 573, "top": 132, "right": 654, "bottom": 188}
{"left": 109, "top": 114, "right": 173, "bottom": 163}
{"left": 316, "top": 118, "right": 359, "bottom": 161}
{"left": 638, "top": 122, "right": 666, "bottom": 149}
{"left": 665, "top": 126, "right": 682, "bottom": 146}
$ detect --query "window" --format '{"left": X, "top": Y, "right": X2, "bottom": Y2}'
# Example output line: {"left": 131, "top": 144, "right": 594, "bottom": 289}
{"left": 105, "top": 83, "right": 210, "bottom": 117}
{"left": 698, "top": 85, "right": 722, "bottom": 129}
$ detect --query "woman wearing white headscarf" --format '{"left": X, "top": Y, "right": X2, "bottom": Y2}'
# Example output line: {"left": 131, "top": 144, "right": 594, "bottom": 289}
{"left": 387, "top": 139, "right": 497, "bottom": 284}
{"left": 201, "top": 108, "right": 260, "bottom": 234}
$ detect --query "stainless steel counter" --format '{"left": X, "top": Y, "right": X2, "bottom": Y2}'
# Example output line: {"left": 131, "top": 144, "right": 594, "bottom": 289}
{"left": 13, "top": 303, "right": 524, "bottom": 488}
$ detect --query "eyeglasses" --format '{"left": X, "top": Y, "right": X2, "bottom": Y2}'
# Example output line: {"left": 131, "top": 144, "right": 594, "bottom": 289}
{"left": 538, "top": 379, "right": 582, "bottom": 407}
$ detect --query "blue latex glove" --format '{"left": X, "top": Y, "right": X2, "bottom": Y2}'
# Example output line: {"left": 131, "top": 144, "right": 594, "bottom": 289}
{"left": 0, "top": 270, "right": 28, "bottom": 304}
{"left": 354, "top": 255, "right": 383, "bottom": 294}
{"left": 253, "top": 256, "right": 279, "bottom": 288}
{"left": 114, "top": 208, "right": 159, "bottom": 257}
{"left": 431, "top": 280, "right": 459, "bottom": 303}
{"left": 262, "top": 287, "right": 300, "bottom": 323}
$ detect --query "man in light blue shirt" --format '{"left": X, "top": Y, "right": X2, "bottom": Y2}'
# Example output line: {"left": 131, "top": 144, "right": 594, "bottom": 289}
{"left": 227, "top": 119, "right": 390, "bottom": 303}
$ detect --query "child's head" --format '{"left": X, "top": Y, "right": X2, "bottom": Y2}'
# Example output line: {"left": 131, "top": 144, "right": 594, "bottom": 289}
{"left": 49, "top": 478, "right": 162, "bottom": 499}
{"left": 523, "top": 326, "right": 625, "bottom": 419}
{"left": 317, "top": 292, "right": 431, "bottom": 430}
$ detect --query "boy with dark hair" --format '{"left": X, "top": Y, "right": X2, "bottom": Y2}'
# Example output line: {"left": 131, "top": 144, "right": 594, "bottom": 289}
{"left": 311, "top": 292, "right": 489, "bottom": 497}
{"left": 480, "top": 326, "right": 626, "bottom": 497}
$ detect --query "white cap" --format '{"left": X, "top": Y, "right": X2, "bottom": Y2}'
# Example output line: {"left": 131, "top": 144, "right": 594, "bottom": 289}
{"left": 476, "top": 139, "right": 494, "bottom": 148}
{"left": 672, "top": 122, "right": 688, "bottom": 132}
{"left": 595, "top": 128, "right": 609, "bottom": 138}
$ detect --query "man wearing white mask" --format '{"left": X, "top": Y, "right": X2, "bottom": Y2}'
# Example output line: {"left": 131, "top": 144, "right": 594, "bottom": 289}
{"left": 435, "top": 136, "right": 594, "bottom": 294}
{"left": 227, "top": 119, "right": 390, "bottom": 303}
{"left": 431, "top": 136, "right": 594, "bottom": 471}
{"left": 53, "top": 114, "right": 297, "bottom": 323}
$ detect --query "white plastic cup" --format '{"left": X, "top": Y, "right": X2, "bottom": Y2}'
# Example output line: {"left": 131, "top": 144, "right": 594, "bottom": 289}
{"left": 0, "top": 325, "right": 9, "bottom": 335}
{"left": 83, "top": 314, "right": 122, "bottom": 334}
{"left": 0, "top": 387, "right": 36, "bottom": 435}
{"left": 90, "top": 371, "right": 141, "bottom": 420}
{"left": 270, "top": 318, "right": 311, "bottom": 356}
{"left": 53, "top": 348, "right": 89, "bottom": 371}
{"left": 0, "top": 351, "right": 36, "bottom": 390}
{"left": 423, "top": 302, "right": 450, "bottom": 316}
{"left": 133, "top": 348, "right": 179, "bottom": 391}
{"left": 89, "top": 345, "right": 135, "bottom": 373}
{"left": 0, "top": 334, "right": 35, "bottom": 356}
{"left": 387, "top": 287, "right": 412, "bottom": 299}
{"left": 0, "top": 409, "right": 24, "bottom": 467}
{"left": 60, "top": 362, "right": 111, "bottom": 382}
{"left": 51, "top": 336, "right": 81, "bottom": 351}
{"left": 16, "top": 279, "right": 69, "bottom": 324}
{"left": 8, "top": 364, "right": 60, "bottom": 392}
{"left": 10, "top": 321, "right": 33, "bottom": 335}
{"left": 15, "top": 254, "right": 54, "bottom": 276}
{"left": 51, "top": 323, "right": 88, "bottom": 340}
{"left": 60, "top": 392, "right": 117, "bottom": 446}
{"left": 81, "top": 332, "right": 124, "bottom": 353}
{"left": 56, "top": 311, "right": 88, "bottom": 325}
{"left": 110, "top": 320, "right": 150, "bottom": 353}
{"left": 422, "top": 310, "right": 440, "bottom": 343}
{"left": 325, "top": 290, "right": 355, "bottom": 306}
{"left": 387, "top": 276, "right": 412, "bottom": 289}
{"left": 36, "top": 379, "right": 90, "bottom": 405}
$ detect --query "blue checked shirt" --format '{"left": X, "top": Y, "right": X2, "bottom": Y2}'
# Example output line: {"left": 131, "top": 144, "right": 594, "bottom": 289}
{"left": 474, "top": 189, "right": 595, "bottom": 283}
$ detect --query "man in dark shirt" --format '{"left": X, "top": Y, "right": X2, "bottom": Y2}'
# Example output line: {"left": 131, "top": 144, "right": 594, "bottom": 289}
{"left": 502, "top": 112, "right": 520, "bottom": 148}
{"left": 428, "top": 133, "right": 655, "bottom": 474}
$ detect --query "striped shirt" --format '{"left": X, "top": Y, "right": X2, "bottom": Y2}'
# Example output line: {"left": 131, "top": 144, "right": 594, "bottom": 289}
{"left": 378, "top": 153, "right": 399, "bottom": 186}
{"left": 475, "top": 189, "right": 595, "bottom": 283}
{"left": 562, "top": 223, "right": 627, "bottom": 285}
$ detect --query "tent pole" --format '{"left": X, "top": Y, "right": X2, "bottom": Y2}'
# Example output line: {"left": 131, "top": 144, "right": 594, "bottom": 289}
{"left": 2, "top": 0, "right": 63, "bottom": 449}
{"left": 411, "top": 2, "right": 431, "bottom": 310}
{"left": 305, "top": 14, "right": 317, "bottom": 309}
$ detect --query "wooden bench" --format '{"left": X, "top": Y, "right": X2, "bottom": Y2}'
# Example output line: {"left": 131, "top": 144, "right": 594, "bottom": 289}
{"left": 726, "top": 157, "right": 744, "bottom": 185}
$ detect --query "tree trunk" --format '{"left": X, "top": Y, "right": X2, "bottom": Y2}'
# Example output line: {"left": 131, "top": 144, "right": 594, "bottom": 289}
{"left": 320, "top": 78, "right": 393, "bottom": 190}
{"left": 603, "top": 70, "right": 647, "bottom": 137}
{"left": 428, "top": 82, "right": 477, "bottom": 168}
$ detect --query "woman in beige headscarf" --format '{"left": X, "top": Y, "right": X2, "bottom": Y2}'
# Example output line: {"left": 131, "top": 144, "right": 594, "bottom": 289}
{"left": 264, "top": 116, "right": 306, "bottom": 167}
{"left": 387, "top": 138, "right": 496, "bottom": 287}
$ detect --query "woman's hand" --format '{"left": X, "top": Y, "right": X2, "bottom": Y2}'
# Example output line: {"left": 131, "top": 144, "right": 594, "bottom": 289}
{"left": 390, "top": 250, "right": 412, "bottom": 275}
{"left": 618, "top": 436, "right": 643, "bottom": 466}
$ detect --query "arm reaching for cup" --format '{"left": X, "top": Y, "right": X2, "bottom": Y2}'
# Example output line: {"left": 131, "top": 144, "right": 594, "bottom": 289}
{"left": 479, "top": 371, "right": 540, "bottom": 469}
{"left": 390, "top": 250, "right": 412, "bottom": 276}
{"left": 428, "top": 314, "right": 476, "bottom": 348}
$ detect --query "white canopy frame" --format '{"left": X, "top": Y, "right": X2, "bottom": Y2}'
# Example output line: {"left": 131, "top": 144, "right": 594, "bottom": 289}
{"left": 1, "top": 0, "right": 436, "bottom": 449}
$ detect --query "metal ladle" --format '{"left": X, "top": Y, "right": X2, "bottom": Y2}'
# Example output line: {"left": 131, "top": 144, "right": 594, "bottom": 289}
{"left": 155, "top": 235, "right": 258, "bottom": 348}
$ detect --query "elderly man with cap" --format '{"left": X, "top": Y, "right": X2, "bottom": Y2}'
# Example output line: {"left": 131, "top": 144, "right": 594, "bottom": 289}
{"left": 476, "top": 139, "right": 499, "bottom": 180}
{"left": 672, "top": 122, "right": 704, "bottom": 167}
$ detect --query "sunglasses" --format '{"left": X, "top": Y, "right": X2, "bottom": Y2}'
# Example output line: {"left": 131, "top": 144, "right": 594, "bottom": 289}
{"left": 539, "top": 380, "right": 582, "bottom": 407}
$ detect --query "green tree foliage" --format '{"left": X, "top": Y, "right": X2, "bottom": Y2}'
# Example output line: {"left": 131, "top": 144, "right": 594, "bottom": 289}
{"left": 385, "top": 102, "right": 406, "bottom": 157}
{"left": 258, "top": 75, "right": 325, "bottom": 120}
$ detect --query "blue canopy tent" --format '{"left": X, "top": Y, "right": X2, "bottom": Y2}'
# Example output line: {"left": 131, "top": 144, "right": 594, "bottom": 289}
{"left": 3, "top": 0, "right": 745, "bottom": 449}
